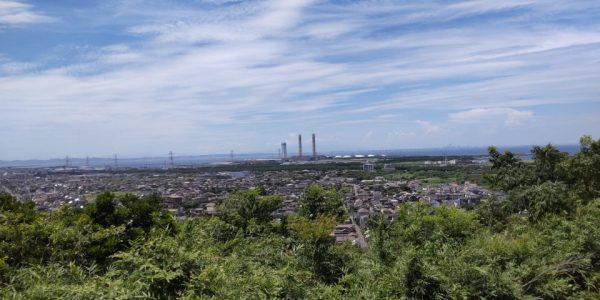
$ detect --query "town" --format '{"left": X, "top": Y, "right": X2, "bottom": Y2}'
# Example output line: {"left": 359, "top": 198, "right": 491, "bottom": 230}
{"left": 1, "top": 156, "right": 495, "bottom": 246}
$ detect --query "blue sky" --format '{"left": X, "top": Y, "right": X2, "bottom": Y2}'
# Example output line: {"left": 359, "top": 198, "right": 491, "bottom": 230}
{"left": 1, "top": 0, "right": 599, "bottom": 160}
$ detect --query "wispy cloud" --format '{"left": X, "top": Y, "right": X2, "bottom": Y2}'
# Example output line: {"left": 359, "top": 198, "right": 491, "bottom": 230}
{"left": 0, "top": 0, "right": 599, "bottom": 159}
{"left": 0, "top": 0, "right": 55, "bottom": 25}
{"left": 449, "top": 108, "right": 533, "bottom": 126}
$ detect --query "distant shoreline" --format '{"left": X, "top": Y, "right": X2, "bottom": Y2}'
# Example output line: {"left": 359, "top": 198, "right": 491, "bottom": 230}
{"left": 0, "top": 144, "right": 579, "bottom": 169}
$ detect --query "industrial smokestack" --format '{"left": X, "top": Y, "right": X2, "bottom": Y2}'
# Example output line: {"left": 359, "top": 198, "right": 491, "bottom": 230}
{"left": 312, "top": 133, "right": 316, "bottom": 160}
{"left": 281, "top": 142, "right": 287, "bottom": 159}
{"left": 298, "top": 134, "right": 303, "bottom": 157}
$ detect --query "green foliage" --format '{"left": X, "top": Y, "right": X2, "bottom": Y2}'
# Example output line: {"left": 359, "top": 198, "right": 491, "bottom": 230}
{"left": 0, "top": 209, "right": 50, "bottom": 267}
{"left": 298, "top": 184, "right": 346, "bottom": 221}
{"left": 47, "top": 207, "right": 127, "bottom": 265}
{"left": 2, "top": 193, "right": 599, "bottom": 298}
{"left": 288, "top": 215, "right": 351, "bottom": 284}
{"left": 219, "top": 189, "right": 282, "bottom": 234}
{"left": 474, "top": 196, "right": 511, "bottom": 230}
{"left": 486, "top": 146, "right": 533, "bottom": 191}
{"left": 488, "top": 146, "right": 521, "bottom": 169}
{"left": 487, "top": 136, "right": 600, "bottom": 221}
{"left": 0, "top": 193, "right": 35, "bottom": 217}
{"left": 389, "top": 202, "right": 479, "bottom": 252}
{"left": 85, "top": 192, "right": 174, "bottom": 236}
{"left": 120, "top": 192, "right": 174, "bottom": 233}
{"left": 84, "top": 192, "right": 124, "bottom": 227}
{"left": 404, "top": 255, "right": 447, "bottom": 299}
{"left": 509, "top": 182, "right": 576, "bottom": 221}
{"left": 564, "top": 135, "right": 600, "bottom": 201}
{"left": 532, "top": 143, "right": 568, "bottom": 182}
{"left": 0, "top": 192, "right": 174, "bottom": 272}
{"left": 368, "top": 213, "right": 393, "bottom": 263}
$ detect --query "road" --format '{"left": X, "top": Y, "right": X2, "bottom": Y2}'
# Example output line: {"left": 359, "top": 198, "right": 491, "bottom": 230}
{"left": 347, "top": 184, "right": 368, "bottom": 249}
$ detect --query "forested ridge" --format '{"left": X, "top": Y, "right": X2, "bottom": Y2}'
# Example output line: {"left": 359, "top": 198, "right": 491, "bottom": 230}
{"left": 1, "top": 136, "right": 599, "bottom": 299}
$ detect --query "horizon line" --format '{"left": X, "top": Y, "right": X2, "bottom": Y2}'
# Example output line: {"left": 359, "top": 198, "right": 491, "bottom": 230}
{"left": 0, "top": 143, "right": 580, "bottom": 163}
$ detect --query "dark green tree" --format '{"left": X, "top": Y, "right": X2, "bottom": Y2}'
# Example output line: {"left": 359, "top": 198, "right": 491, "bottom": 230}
{"left": 531, "top": 143, "right": 568, "bottom": 182}
{"left": 0, "top": 193, "right": 49, "bottom": 267}
{"left": 84, "top": 192, "right": 126, "bottom": 227}
{"left": 405, "top": 256, "right": 446, "bottom": 299}
{"left": 299, "top": 184, "right": 346, "bottom": 221}
{"left": 508, "top": 182, "right": 575, "bottom": 221}
{"left": 288, "top": 215, "right": 350, "bottom": 284}
{"left": 368, "top": 213, "right": 393, "bottom": 263}
{"left": 219, "top": 189, "right": 282, "bottom": 234}
{"left": 0, "top": 192, "right": 35, "bottom": 216}
{"left": 564, "top": 135, "right": 600, "bottom": 200}
{"left": 120, "top": 193, "right": 174, "bottom": 235}
{"left": 486, "top": 146, "right": 532, "bottom": 191}
{"left": 474, "top": 196, "right": 510, "bottom": 230}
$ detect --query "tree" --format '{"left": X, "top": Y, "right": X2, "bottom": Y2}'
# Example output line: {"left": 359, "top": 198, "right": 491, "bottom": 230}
{"left": 486, "top": 146, "right": 532, "bottom": 191}
{"left": 84, "top": 192, "right": 125, "bottom": 227}
{"left": 531, "top": 144, "right": 568, "bottom": 182}
{"left": 474, "top": 196, "right": 510, "bottom": 230}
{"left": 288, "top": 215, "right": 349, "bottom": 284}
{"left": 488, "top": 146, "right": 520, "bottom": 170}
{"left": 368, "top": 213, "right": 393, "bottom": 263}
{"left": 119, "top": 193, "right": 174, "bottom": 235}
{"left": 298, "top": 185, "right": 346, "bottom": 222}
{"left": 508, "top": 182, "right": 575, "bottom": 221}
{"left": 389, "top": 203, "right": 479, "bottom": 250}
{"left": 0, "top": 192, "right": 35, "bottom": 215}
{"left": 219, "top": 189, "right": 282, "bottom": 234}
{"left": 405, "top": 256, "right": 446, "bottom": 299}
{"left": 565, "top": 135, "right": 600, "bottom": 200}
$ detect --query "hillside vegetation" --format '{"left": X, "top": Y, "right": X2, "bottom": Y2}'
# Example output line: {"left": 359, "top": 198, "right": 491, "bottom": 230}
{"left": 1, "top": 136, "right": 599, "bottom": 299}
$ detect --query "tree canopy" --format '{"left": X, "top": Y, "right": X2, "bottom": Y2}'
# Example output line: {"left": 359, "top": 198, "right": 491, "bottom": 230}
{"left": 298, "top": 184, "right": 347, "bottom": 221}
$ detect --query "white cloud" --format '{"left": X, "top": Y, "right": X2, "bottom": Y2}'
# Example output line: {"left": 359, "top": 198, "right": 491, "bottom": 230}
{"left": 449, "top": 108, "right": 533, "bottom": 126}
{"left": 0, "top": 61, "right": 36, "bottom": 74}
{"left": 416, "top": 120, "right": 443, "bottom": 135}
{"left": 0, "top": 0, "right": 55, "bottom": 25}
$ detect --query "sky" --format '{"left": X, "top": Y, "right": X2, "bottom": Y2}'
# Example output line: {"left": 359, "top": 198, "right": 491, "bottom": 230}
{"left": 0, "top": 0, "right": 599, "bottom": 160}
